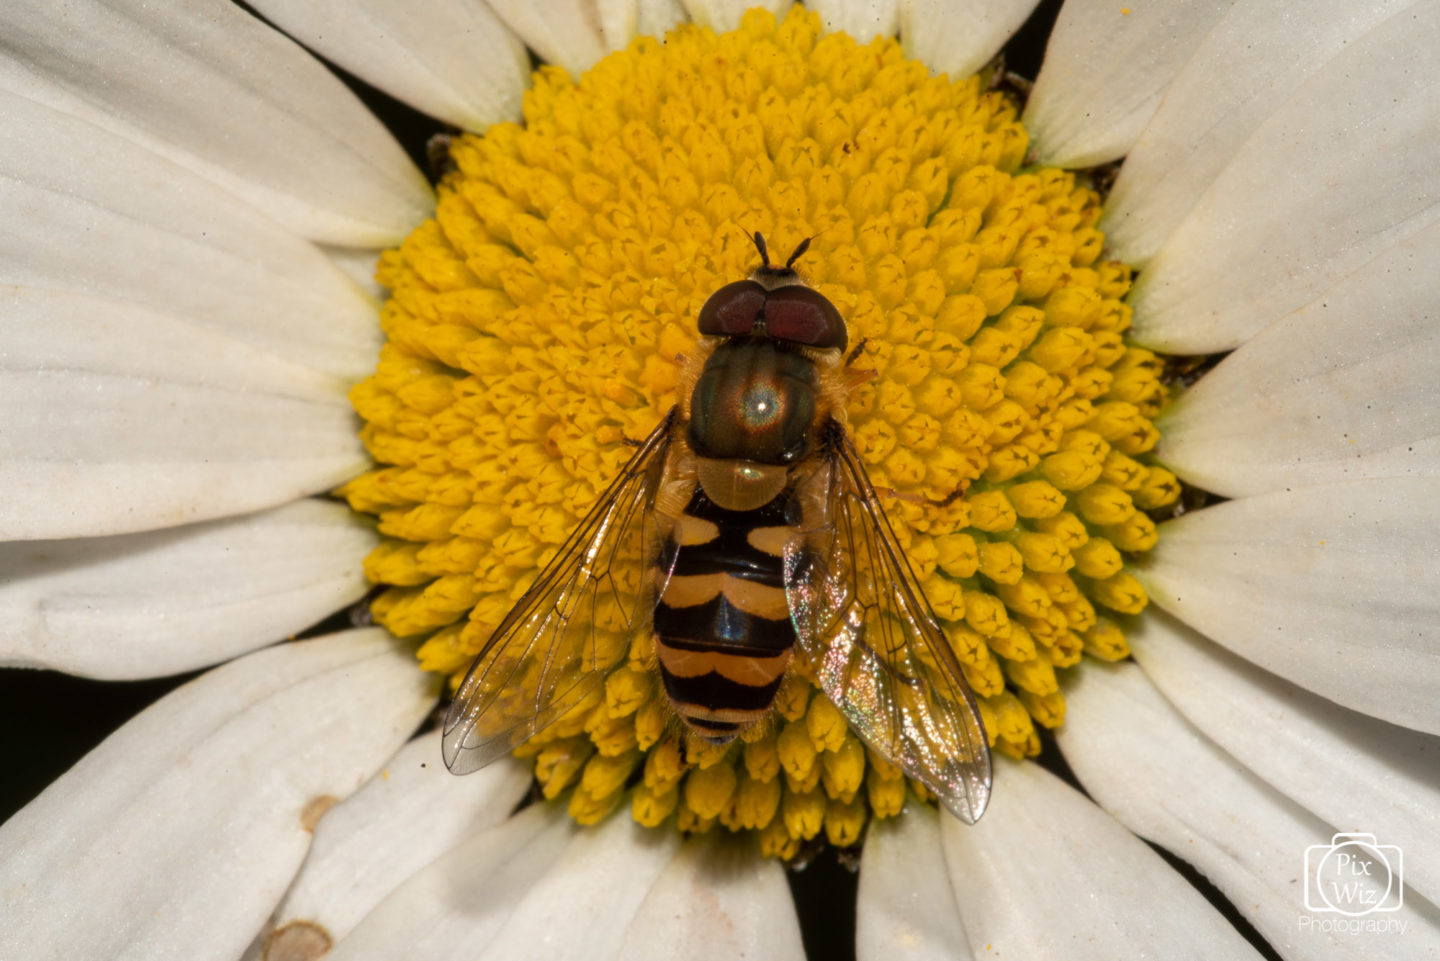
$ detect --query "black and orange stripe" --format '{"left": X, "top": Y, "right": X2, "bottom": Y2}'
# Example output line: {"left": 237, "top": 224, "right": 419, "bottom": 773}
{"left": 653, "top": 486, "right": 797, "bottom": 742}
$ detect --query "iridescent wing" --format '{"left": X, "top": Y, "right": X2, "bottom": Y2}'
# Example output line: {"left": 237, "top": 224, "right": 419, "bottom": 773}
{"left": 784, "top": 421, "right": 992, "bottom": 823}
{"left": 442, "top": 409, "right": 679, "bottom": 774}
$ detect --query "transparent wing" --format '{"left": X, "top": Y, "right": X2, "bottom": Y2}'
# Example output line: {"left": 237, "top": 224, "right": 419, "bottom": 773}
{"left": 442, "top": 409, "right": 678, "bottom": 775}
{"left": 784, "top": 422, "right": 992, "bottom": 823}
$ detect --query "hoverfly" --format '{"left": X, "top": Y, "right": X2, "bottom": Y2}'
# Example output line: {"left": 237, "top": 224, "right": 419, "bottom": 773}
{"left": 443, "top": 234, "right": 992, "bottom": 824}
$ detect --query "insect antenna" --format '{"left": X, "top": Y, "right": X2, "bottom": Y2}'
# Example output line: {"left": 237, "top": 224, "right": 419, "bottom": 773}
{"left": 751, "top": 231, "right": 771, "bottom": 266}
{"left": 785, "top": 236, "right": 812, "bottom": 267}
{"left": 844, "top": 336, "right": 869, "bottom": 367}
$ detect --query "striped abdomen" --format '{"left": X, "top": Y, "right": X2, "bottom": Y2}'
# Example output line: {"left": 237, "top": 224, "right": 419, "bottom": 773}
{"left": 653, "top": 486, "right": 796, "bottom": 743}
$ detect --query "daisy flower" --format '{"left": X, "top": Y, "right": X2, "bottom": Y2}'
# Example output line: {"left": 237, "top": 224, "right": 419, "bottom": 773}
{"left": 1, "top": 2, "right": 1437, "bottom": 960}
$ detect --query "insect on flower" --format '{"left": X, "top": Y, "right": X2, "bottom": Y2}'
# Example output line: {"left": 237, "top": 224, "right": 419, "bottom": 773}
{"left": 443, "top": 234, "right": 992, "bottom": 825}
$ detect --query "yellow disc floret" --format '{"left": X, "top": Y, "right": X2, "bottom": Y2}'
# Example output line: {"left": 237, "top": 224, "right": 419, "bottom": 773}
{"left": 341, "top": 6, "right": 1178, "bottom": 854}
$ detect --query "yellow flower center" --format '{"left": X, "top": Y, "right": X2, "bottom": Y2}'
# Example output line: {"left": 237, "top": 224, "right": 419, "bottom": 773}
{"left": 341, "top": 6, "right": 1178, "bottom": 857}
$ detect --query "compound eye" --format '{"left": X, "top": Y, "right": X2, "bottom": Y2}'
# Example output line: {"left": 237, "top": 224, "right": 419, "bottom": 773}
{"left": 761, "top": 285, "right": 848, "bottom": 350}
{"left": 698, "top": 280, "right": 767, "bottom": 337}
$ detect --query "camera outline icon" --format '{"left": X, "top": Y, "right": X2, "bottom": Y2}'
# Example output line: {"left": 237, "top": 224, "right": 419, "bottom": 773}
{"left": 1303, "top": 833, "right": 1404, "bottom": 916}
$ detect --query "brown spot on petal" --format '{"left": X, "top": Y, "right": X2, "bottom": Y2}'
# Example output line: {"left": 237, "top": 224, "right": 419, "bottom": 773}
{"left": 300, "top": 795, "right": 338, "bottom": 833}
{"left": 264, "top": 921, "right": 333, "bottom": 961}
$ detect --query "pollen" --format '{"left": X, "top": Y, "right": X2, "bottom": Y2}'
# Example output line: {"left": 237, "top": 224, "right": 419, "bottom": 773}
{"left": 342, "top": 6, "right": 1176, "bottom": 851}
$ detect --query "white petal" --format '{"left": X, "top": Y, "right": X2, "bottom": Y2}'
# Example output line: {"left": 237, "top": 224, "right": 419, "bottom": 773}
{"left": 0, "top": 629, "right": 437, "bottom": 961}
{"left": 1131, "top": 611, "right": 1440, "bottom": 907}
{"left": 1156, "top": 222, "right": 1440, "bottom": 497}
{"left": 247, "top": 0, "right": 530, "bottom": 131}
{"left": 638, "top": 0, "right": 689, "bottom": 36}
{"left": 857, "top": 805, "right": 973, "bottom": 961}
{"left": 327, "top": 804, "right": 576, "bottom": 960}
{"left": 0, "top": 501, "right": 374, "bottom": 678}
{"left": 681, "top": 0, "right": 789, "bottom": 32}
{"left": 473, "top": 813, "right": 679, "bottom": 960}
{"left": 0, "top": 286, "right": 368, "bottom": 540}
{"left": 0, "top": 91, "right": 382, "bottom": 380}
{"left": 1128, "top": 3, "right": 1440, "bottom": 353}
{"left": 809, "top": 0, "right": 899, "bottom": 41}
{"left": 329, "top": 809, "right": 681, "bottom": 960}
{"left": 0, "top": 0, "right": 431, "bottom": 246}
{"left": 488, "top": 0, "right": 639, "bottom": 77}
{"left": 940, "top": 759, "right": 1260, "bottom": 960}
{"left": 900, "top": 0, "right": 1041, "bottom": 79}
{"left": 1102, "top": 0, "right": 1422, "bottom": 265}
{"left": 618, "top": 834, "right": 806, "bottom": 961}
{"left": 253, "top": 738, "right": 532, "bottom": 958}
{"left": 1138, "top": 477, "right": 1440, "bottom": 736}
{"left": 1021, "top": 0, "right": 1235, "bottom": 167}
{"left": 323, "top": 244, "right": 387, "bottom": 302}
{"left": 1057, "top": 661, "right": 1440, "bottom": 960}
